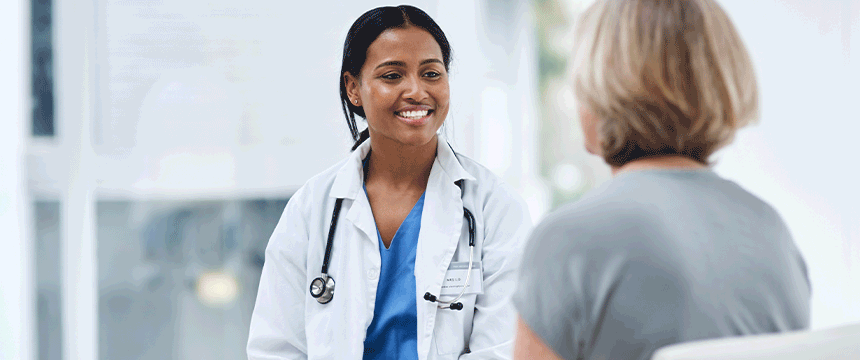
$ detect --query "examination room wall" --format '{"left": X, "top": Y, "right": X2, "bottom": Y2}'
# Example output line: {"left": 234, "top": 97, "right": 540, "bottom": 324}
{"left": 1, "top": 1, "right": 858, "bottom": 360}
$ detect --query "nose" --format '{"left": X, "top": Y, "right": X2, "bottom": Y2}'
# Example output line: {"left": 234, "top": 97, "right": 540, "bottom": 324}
{"left": 402, "top": 74, "right": 427, "bottom": 102}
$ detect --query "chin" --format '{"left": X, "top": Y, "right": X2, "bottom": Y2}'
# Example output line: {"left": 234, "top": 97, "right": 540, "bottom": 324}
{"left": 396, "top": 131, "right": 438, "bottom": 148}
{"left": 398, "top": 137, "right": 436, "bottom": 148}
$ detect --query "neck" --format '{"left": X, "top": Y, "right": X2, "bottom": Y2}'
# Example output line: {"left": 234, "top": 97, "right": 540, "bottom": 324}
{"left": 366, "top": 135, "right": 438, "bottom": 190}
{"left": 611, "top": 155, "right": 707, "bottom": 176}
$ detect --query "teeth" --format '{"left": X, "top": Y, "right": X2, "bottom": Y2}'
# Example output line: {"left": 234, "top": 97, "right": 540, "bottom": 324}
{"left": 398, "top": 110, "right": 429, "bottom": 119}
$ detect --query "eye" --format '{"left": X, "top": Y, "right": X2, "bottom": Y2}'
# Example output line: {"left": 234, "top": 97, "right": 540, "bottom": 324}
{"left": 381, "top": 73, "right": 401, "bottom": 80}
{"left": 424, "top": 71, "right": 441, "bottom": 78}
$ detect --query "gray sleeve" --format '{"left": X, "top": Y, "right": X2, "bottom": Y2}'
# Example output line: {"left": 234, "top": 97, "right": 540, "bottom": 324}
{"left": 512, "top": 207, "right": 680, "bottom": 360}
{"left": 512, "top": 213, "right": 607, "bottom": 360}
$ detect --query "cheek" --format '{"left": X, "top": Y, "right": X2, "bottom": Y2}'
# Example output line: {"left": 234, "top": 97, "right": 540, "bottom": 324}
{"left": 432, "top": 84, "right": 451, "bottom": 113}
{"left": 436, "top": 80, "right": 450, "bottom": 95}
{"left": 363, "top": 87, "right": 396, "bottom": 116}
{"left": 436, "top": 83, "right": 450, "bottom": 102}
{"left": 587, "top": 119, "right": 600, "bottom": 140}
{"left": 579, "top": 108, "right": 602, "bottom": 153}
{"left": 587, "top": 124, "right": 600, "bottom": 152}
{"left": 578, "top": 108, "right": 591, "bottom": 136}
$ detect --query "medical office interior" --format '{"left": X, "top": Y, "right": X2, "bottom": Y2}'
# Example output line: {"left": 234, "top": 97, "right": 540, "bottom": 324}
{"left": 1, "top": 0, "right": 859, "bottom": 359}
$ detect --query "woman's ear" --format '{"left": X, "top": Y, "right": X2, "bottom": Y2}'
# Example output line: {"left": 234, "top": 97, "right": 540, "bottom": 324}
{"left": 344, "top": 72, "right": 361, "bottom": 106}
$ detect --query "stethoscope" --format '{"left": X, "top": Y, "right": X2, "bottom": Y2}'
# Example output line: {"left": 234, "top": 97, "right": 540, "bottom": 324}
{"left": 309, "top": 152, "right": 476, "bottom": 311}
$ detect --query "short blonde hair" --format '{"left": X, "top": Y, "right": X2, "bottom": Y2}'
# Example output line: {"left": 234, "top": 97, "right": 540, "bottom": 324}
{"left": 571, "top": 0, "right": 759, "bottom": 166}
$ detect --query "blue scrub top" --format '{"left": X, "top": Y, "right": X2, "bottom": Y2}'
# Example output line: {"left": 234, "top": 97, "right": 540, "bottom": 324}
{"left": 362, "top": 190, "right": 425, "bottom": 360}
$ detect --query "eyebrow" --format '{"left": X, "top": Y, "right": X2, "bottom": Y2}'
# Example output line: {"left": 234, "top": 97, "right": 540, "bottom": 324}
{"left": 374, "top": 59, "right": 443, "bottom": 70}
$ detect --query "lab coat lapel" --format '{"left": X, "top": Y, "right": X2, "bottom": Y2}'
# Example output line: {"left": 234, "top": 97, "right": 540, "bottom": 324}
{"left": 331, "top": 141, "right": 380, "bottom": 354}
{"left": 345, "top": 189, "right": 378, "bottom": 247}
{"left": 330, "top": 140, "right": 378, "bottom": 245}
{"left": 415, "top": 141, "right": 473, "bottom": 360}
{"left": 416, "top": 160, "right": 463, "bottom": 283}
{"left": 417, "top": 164, "right": 463, "bottom": 280}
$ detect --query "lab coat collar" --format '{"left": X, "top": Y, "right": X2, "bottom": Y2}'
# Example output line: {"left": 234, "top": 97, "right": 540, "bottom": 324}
{"left": 328, "top": 137, "right": 476, "bottom": 200}
{"left": 434, "top": 138, "right": 477, "bottom": 185}
{"left": 329, "top": 140, "right": 371, "bottom": 200}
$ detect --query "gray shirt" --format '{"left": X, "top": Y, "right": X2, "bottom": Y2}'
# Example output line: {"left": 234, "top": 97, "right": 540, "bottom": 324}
{"left": 513, "top": 169, "right": 810, "bottom": 360}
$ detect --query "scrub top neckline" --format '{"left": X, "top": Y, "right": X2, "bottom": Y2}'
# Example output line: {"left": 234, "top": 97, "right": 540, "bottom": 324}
{"left": 361, "top": 155, "right": 427, "bottom": 251}
{"left": 380, "top": 192, "right": 425, "bottom": 252}
{"left": 362, "top": 185, "right": 427, "bottom": 251}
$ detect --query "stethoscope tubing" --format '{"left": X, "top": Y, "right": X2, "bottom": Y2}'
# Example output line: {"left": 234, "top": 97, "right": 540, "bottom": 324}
{"left": 321, "top": 198, "right": 344, "bottom": 275}
{"left": 313, "top": 200, "right": 475, "bottom": 309}
{"left": 432, "top": 206, "right": 476, "bottom": 309}
{"left": 311, "top": 149, "right": 476, "bottom": 310}
{"left": 432, "top": 236, "right": 473, "bottom": 309}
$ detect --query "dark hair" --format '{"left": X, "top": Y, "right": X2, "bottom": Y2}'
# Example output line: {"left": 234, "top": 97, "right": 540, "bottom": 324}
{"left": 339, "top": 5, "right": 452, "bottom": 151}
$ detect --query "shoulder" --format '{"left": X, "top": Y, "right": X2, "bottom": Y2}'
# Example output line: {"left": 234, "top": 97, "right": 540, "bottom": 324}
{"left": 539, "top": 176, "right": 657, "bottom": 232}
{"left": 453, "top": 152, "right": 523, "bottom": 207}
{"left": 274, "top": 155, "right": 354, "bottom": 235}
{"left": 450, "top": 152, "right": 534, "bottom": 247}
{"left": 526, "top": 177, "right": 669, "bottom": 261}
{"left": 268, "top": 155, "right": 351, "bottom": 244}
{"left": 713, "top": 175, "right": 787, "bottom": 226}
{"left": 288, "top": 156, "right": 350, "bottom": 206}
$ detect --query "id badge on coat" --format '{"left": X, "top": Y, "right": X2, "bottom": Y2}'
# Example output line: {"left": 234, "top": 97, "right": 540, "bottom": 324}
{"left": 440, "top": 261, "right": 483, "bottom": 295}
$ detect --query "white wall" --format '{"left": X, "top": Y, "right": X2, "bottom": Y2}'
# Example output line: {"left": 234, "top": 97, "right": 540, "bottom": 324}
{"left": 712, "top": 0, "right": 860, "bottom": 329}
{"left": 0, "top": 0, "right": 35, "bottom": 359}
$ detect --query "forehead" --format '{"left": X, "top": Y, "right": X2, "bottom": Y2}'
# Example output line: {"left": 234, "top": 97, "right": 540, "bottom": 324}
{"left": 365, "top": 26, "right": 444, "bottom": 64}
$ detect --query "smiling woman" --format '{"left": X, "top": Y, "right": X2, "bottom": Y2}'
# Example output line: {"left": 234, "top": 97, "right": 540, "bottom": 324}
{"left": 344, "top": 25, "right": 451, "bottom": 247}
{"left": 343, "top": 26, "right": 450, "bottom": 153}
{"left": 339, "top": 5, "right": 452, "bottom": 152}
{"left": 247, "top": 5, "right": 533, "bottom": 360}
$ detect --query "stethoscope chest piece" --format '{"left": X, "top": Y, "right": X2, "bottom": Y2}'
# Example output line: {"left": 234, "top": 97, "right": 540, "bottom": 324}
{"left": 310, "top": 151, "right": 474, "bottom": 311}
{"left": 310, "top": 274, "right": 335, "bottom": 304}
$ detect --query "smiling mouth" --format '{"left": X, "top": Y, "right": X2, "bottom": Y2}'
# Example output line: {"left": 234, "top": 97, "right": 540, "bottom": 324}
{"left": 395, "top": 109, "right": 433, "bottom": 121}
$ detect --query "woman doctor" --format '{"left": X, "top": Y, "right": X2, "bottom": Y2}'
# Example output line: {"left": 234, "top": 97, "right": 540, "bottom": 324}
{"left": 247, "top": 5, "right": 532, "bottom": 360}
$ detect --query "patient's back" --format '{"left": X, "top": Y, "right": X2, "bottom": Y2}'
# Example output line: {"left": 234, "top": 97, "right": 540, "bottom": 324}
{"left": 513, "top": 169, "right": 811, "bottom": 360}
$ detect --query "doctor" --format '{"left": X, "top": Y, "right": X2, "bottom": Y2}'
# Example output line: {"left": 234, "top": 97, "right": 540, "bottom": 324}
{"left": 247, "top": 5, "right": 532, "bottom": 360}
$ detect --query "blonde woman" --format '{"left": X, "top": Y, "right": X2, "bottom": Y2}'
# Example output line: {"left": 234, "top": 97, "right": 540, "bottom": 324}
{"left": 512, "top": 1, "right": 810, "bottom": 359}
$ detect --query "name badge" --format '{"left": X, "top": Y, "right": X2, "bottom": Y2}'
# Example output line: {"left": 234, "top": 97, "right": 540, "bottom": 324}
{"left": 440, "top": 261, "right": 483, "bottom": 296}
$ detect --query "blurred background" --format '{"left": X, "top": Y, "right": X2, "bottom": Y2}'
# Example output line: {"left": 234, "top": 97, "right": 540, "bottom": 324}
{"left": 1, "top": 0, "right": 858, "bottom": 359}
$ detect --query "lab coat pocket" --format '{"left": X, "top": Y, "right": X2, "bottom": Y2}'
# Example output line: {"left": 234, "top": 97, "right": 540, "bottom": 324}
{"left": 306, "top": 301, "right": 336, "bottom": 356}
{"left": 432, "top": 295, "right": 477, "bottom": 356}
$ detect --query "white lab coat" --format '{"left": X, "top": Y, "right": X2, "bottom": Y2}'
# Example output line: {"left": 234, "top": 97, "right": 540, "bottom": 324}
{"left": 247, "top": 139, "right": 532, "bottom": 360}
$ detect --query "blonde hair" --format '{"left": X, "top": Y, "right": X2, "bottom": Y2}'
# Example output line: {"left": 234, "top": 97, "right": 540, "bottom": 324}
{"left": 571, "top": 0, "right": 759, "bottom": 166}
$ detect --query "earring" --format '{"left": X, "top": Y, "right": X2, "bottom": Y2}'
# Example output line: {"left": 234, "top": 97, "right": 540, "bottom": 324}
{"left": 354, "top": 100, "right": 358, "bottom": 105}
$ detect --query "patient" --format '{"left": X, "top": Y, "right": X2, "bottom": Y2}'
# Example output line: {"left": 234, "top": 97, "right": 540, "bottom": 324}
{"left": 512, "top": 0, "right": 811, "bottom": 359}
